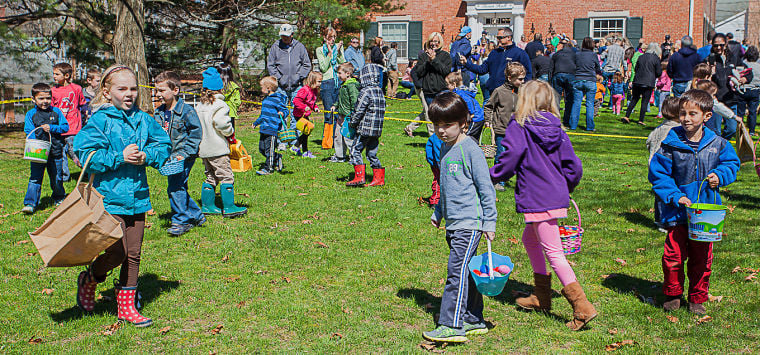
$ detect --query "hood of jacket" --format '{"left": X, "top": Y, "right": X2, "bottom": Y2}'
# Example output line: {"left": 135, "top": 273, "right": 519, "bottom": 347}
{"left": 270, "top": 90, "right": 289, "bottom": 106}
{"left": 677, "top": 46, "right": 697, "bottom": 58}
{"left": 524, "top": 111, "right": 564, "bottom": 152}
{"left": 360, "top": 63, "right": 383, "bottom": 88}
{"left": 344, "top": 77, "right": 359, "bottom": 87}
{"left": 454, "top": 85, "right": 477, "bottom": 99}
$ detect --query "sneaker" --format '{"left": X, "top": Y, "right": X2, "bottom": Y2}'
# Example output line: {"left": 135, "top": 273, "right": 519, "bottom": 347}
{"left": 494, "top": 183, "right": 505, "bottom": 192}
{"left": 256, "top": 168, "right": 273, "bottom": 175}
{"left": 422, "top": 325, "right": 467, "bottom": 343}
{"left": 688, "top": 302, "right": 706, "bottom": 315}
{"left": 21, "top": 205, "right": 34, "bottom": 214}
{"left": 462, "top": 321, "right": 488, "bottom": 336}
{"left": 167, "top": 223, "right": 194, "bottom": 236}
{"left": 403, "top": 127, "right": 414, "bottom": 137}
{"left": 54, "top": 200, "right": 63, "bottom": 206}
{"left": 328, "top": 156, "right": 343, "bottom": 163}
{"left": 277, "top": 143, "right": 287, "bottom": 151}
{"left": 302, "top": 151, "right": 316, "bottom": 159}
{"left": 276, "top": 159, "right": 284, "bottom": 172}
{"left": 194, "top": 215, "right": 207, "bottom": 227}
{"left": 663, "top": 295, "right": 681, "bottom": 311}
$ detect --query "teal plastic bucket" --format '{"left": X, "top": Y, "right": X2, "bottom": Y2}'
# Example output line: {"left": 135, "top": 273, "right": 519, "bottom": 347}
{"left": 468, "top": 244, "right": 513, "bottom": 297}
{"left": 686, "top": 180, "right": 728, "bottom": 242}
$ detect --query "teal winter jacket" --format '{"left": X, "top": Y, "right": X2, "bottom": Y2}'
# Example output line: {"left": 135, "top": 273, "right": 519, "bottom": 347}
{"left": 74, "top": 105, "right": 171, "bottom": 215}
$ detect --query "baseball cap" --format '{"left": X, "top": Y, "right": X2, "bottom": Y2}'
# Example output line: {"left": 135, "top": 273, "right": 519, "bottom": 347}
{"left": 279, "top": 24, "right": 294, "bottom": 37}
{"left": 458, "top": 26, "right": 472, "bottom": 37}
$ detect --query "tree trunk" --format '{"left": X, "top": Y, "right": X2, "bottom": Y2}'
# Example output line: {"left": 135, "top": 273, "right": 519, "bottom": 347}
{"left": 112, "top": 0, "right": 151, "bottom": 113}
{"left": 220, "top": 23, "right": 238, "bottom": 70}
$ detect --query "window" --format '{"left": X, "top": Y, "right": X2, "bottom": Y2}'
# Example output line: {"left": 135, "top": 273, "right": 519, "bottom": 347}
{"left": 380, "top": 23, "right": 408, "bottom": 58}
{"left": 591, "top": 18, "right": 625, "bottom": 39}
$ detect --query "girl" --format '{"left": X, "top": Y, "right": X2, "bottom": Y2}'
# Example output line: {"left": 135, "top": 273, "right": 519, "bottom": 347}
{"left": 292, "top": 71, "right": 321, "bottom": 158}
{"left": 491, "top": 80, "right": 597, "bottom": 331}
{"left": 197, "top": 67, "right": 247, "bottom": 218}
{"left": 610, "top": 72, "right": 626, "bottom": 115}
{"left": 654, "top": 61, "right": 672, "bottom": 118}
{"left": 217, "top": 62, "right": 241, "bottom": 129}
{"left": 73, "top": 65, "right": 171, "bottom": 327}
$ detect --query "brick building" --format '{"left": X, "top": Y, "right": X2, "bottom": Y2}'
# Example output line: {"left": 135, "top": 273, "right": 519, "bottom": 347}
{"left": 367, "top": 0, "right": 717, "bottom": 64}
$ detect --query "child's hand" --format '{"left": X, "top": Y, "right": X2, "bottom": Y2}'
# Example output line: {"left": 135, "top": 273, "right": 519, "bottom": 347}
{"left": 175, "top": 155, "right": 184, "bottom": 161}
{"left": 134, "top": 151, "right": 146, "bottom": 165}
{"left": 304, "top": 106, "right": 311, "bottom": 112}
{"left": 123, "top": 144, "right": 139, "bottom": 163}
{"left": 330, "top": 106, "right": 336, "bottom": 113}
{"left": 40, "top": 124, "right": 50, "bottom": 132}
{"left": 678, "top": 196, "right": 692, "bottom": 207}
{"left": 484, "top": 231, "right": 495, "bottom": 241}
{"left": 431, "top": 217, "right": 441, "bottom": 228}
{"left": 706, "top": 173, "right": 720, "bottom": 188}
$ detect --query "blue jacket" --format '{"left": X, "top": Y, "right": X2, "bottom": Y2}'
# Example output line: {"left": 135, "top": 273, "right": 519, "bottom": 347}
{"left": 25, "top": 106, "right": 68, "bottom": 158}
{"left": 450, "top": 37, "right": 473, "bottom": 77}
{"left": 344, "top": 46, "right": 365, "bottom": 77}
{"left": 667, "top": 47, "right": 701, "bottom": 83}
{"left": 464, "top": 44, "right": 533, "bottom": 92}
{"left": 610, "top": 82, "right": 626, "bottom": 96}
{"left": 648, "top": 126, "right": 740, "bottom": 226}
{"left": 255, "top": 91, "right": 289, "bottom": 135}
{"left": 425, "top": 134, "right": 443, "bottom": 168}
{"left": 154, "top": 98, "right": 202, "bottom": 159}
{"left": 74, "top": 105, "right": 171, "bottom": 215}
{"left": 454, "top": 86, "right": 484, "bottom": 123}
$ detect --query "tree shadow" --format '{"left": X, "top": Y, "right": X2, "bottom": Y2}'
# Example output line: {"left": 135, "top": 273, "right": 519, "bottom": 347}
{"left": 405, "top": 142, "right": 426, "bottom": 148}
{"left": 619, "top": 212, "right": 658, "bottom": 230}
{"left": 601, "top": 273, "right": 663, "bottom": 307}
{"left": 49, "top": 273, "right": 181, "bottom": 323}
{"left": 723, "top": 190, "right": 760, "bottom": 209}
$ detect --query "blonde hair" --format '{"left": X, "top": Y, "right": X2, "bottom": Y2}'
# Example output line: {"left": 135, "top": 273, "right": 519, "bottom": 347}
{"left": 506, "top": 62, "right": 526, "bottom": 81}
{"left": 303, "top": 71, "right": 322, "bottom": 89}
{"left": 514, "top": 80, "right": 560, "bottom": 126}
{"left": 427, "top": 32, "right": 444, "bottom": 48}
{"left": 337, "top": 62, "right": 354, "bottom": 74}
{"left": 445, "top": 72, "right": 463, "bottom": 87}
{"left": 323, "top": 27, "right": 337, "bottom": 42}
{"left": 260, "top": 76, "right": 279, "bottom": 93}
{"left": 92, "top": 64, "right": 137, "bottom": 108}
{"left": 200, "top": 88, "right": 223, "bottom": 105}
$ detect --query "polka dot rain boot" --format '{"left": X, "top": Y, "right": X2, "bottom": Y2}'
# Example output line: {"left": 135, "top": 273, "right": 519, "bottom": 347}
{"left": 117, "top": 286, "right": 152, "bottom": 327}
{"left": 76, "top": 267, "right": 104, "bottom": 312}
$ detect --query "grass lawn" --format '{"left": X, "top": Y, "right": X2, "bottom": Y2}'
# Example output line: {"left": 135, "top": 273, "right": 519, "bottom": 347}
{"left": 1, "top": 93, "right": 759, "bottom": 353}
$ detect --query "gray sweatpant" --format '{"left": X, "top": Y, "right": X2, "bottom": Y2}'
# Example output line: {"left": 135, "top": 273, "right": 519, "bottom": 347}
{"left": 438, "top": 229, "right": 484, "bottom": 328}
{"left": 350, "top": 135, "right": 381, "bottom": 169}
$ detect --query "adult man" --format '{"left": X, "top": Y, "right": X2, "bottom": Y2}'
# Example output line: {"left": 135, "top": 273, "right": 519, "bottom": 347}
{"left": 552, "top": 37, "right": 576, "bottom": 126}
{"left": 726, "top": 32, "right": 744, "bottom": 64}
{"left": 450, "top": 26, "right": 473, "bottom": 85}
{"left": 462, "top": 27, "right": 533, "bottom": 95}
{"left": 600, "top": 38, "right": 627, "bottom": 107}
{"left": 344, "top": 36, "right": 365, "bottom": 77}
{"left": 661, "top": 34, "right": 673, "bottom": 59}
{"left": 385, "top": 42, "right": 399, "bottom": 97}
{"left": 667, "top": 35, "right": 701, "bottom": 97}
{"left": 266, "top": 23, "right": 312, "bottom": 147}
{"left": 525, "top": 33, "right": 545, "bottom": 60}
{"left": 697, "top": 30, "right": 716, "bottom": 61}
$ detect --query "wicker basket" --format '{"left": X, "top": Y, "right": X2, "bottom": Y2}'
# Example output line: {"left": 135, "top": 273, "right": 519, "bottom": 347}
{"left": 479, "top": 127, "right": 496, "bottom": 158}
{"left": 559, "top": 198, "right": 584, "bottom": 255}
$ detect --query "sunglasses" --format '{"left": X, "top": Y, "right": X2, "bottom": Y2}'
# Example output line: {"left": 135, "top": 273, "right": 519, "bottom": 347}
{"left": 351, "top": 40, "right": 359, "bottom": 43}
{"left": 714, "top": 44, "right": 725, "bottom": 48}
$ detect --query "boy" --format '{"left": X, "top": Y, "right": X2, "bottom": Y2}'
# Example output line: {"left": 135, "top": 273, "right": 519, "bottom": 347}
{"left": 253, "top": 76, "right": 289, "bottom": 175}
{"left": 81, "top": 68, "right": 101, "bottom": 126}
{"left": 648, "top": 89, "right": 740, "bottom": 314}
{"left": 424, "top": 92, "right": 497, "bottom": 343}
{"left": 484, "top": 62, "right": 525, "bottom": 191}
{"left": 22, "top": 83, "right": 69, "bottom": 214}
{"left": 346, "top": 63, "right": 387, "bottom": 187}
{"left": 446, "top": 72, "right": 485, "bottom": 141}
{"left": 51, "top": 62, "right": 86, "bottom": 182}
{"left": 153, "top": 71, "right": 205, "bottom": 236}
{"left": 330, "top": 62, "right": 360, "bottom": 163}
{"left": 693, "top": 80, "right": 742, "bottom": 137}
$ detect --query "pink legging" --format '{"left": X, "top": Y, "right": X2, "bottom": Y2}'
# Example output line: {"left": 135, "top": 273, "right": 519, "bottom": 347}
{"left": 612, "top": 94, "right": 624, "bottom": 115}
{"left": 522, "top": 219, "right": 577, "bottom": 286}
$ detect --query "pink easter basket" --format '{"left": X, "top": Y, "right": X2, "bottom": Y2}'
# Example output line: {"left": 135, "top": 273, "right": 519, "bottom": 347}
{"left": 559, "top": 198, "right": 583, "bottom": 255}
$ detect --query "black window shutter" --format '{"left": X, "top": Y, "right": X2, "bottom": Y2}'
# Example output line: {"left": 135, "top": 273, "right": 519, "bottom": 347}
{"left": 626, "top": 17, "right": 643, "bottom": 46}
{"left": 573, "top": 18, "right": 590, "bottom": 41}
{"left": 408, "top": 21, "right": 423, "bottom": 59}
{"left": 366, "top": 22, "right": 378, "bottom": 47}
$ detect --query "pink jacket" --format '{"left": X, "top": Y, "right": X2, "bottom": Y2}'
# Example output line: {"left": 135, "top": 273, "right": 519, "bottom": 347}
{"left": 293, "top": 86, "right": 318, "bottom": 119}
{"left": 656, "top": 71, "right": 672, "bottom": 92}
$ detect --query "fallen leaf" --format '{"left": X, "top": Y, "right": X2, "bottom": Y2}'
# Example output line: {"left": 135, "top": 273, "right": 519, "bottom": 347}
{"left": 745, "top": 273, "right": 757, "bottom": 281}
{"left": 26, "top": 252, "right": 37, "bottom": 256}
{"left": 348, "top": 221, "right": 357, "bottom": 226}
{"left": 626, "top": 229, "right": 635, "bottom": 233}
{"left": 238, "top": 193, "right": 250, "bottom": 198}
{"left": 342, "top": 308, "right": 352, "bottom": 314}
{"left": 223, "top": 275, "right": 240, "bottom": 282}
{"left": 298, "top": 193, "right": 308, "bottom": 196}
{"left": 396, "top": 222, "right": 403, "bottom": 227}
{"left": 568, "top": 260, "right": 577, "bottom": 267}
{"left": 419, "top": 341, "right": 445, "bottom": 352}
{"left": 727, "top": 205, "right": 735, "bottom": 213}
{"left": 508, "top": 237, "right": 518, "bottom": 244}
{"left": 697, "top": 315, "right": 713, "bottom": 324}
{"left": 41, "top": 288, "right": 54, "bottom": 295}
{"left": 314, "top": 241, "right": 329, "bottom": 248}
{"left": 281, "top": 276, "right": 291, "bottom": 283}
{"left": 237, "top": 301, "right": 246, "bottom": 308}
{"left": 438, "top": 278, "right": 445, "bottom": 285}
{"left": 221, "top": 253, "right": 230, "bottom": 263}
{"left": 16, "top": 240, "right": 29, "bottom": 245}
{"left": 159, "top": 326, "right": 171, "bottom": 335}
{"left": 607, "top": 328, "right": 618, "bottom": 335}
{"left": 366, "top": 215, "right": 375, "bottom": 219}
{"left": 101, "top": 322, "right": 121, "bottom": 336}
{"left": 210, "top": 324, "right": 223, "bottom": 334}
{"left": 614, "top": 258, "right": 627, "bottom": 266}
{"left": 666, "top": 315, "right": 679, "bottom": 323}
{"left": 732, "top": 266, "right": 742, "bottom": 273}
{"left": 28, "top": 336, "right": 42, "bottom": 344}
{"left": 301, "top": 219, "right": 313, "bottom": 224}
{"left": 618, "top": 171, "right": 626, "bottom": 174}
{"left": 635, "top": 248, "right": 645, "bottom": 253}
{"left": 146, "top": 209, "right": 156, "bottom": 216}
{"left": 596, "top": 208, "right": 603, "bottom": 214}
{"left": 371, "top": 199, "right": 382, "bottom": 202}
{"left": 330, "top": 332, "right": 343, "bottom": 340}
{"left": 649, "top": 208, "right": 655, "bottom": 213}
{"left": 601, "top": 274, "right": 611, "bottom": 279}
{"left": 145, "top": 222, "right": 153, "bottom": 229}
{"left": 646, "top": 316, "right": 652, "bottom": 323}
{"left": 708, "top": 294, "right": 723, "bottom": 303}
{"left": 96, "top": 294, "right": 113, "bottom": 302}
{"left": 282, "top": 202, "right": 287, "bottom": 207}
{"left": 605, "top": 340, "right": 636, "bottom": 351}
{"left": 254, "top": 270, "right": 267, "bottom": 275}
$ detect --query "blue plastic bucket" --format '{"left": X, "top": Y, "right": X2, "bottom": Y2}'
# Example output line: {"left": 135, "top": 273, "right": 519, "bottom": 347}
{"left": 468, "top": 248, "right": 513, "bottom": 297}
{"left": 686, "top": 180, "right": 728, "bottom": 242}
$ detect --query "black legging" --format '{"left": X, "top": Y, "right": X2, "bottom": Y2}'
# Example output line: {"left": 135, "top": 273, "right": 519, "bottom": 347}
{"left": 625, "top": 84, "right": 654, "bottom": 123}
{"left": 297, "top": 133, "right": 309, "bottom": 152}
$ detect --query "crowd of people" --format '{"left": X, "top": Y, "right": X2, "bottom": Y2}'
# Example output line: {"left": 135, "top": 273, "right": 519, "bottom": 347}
{"left": 17, "top": 22, "right": 748, "bottom": 343}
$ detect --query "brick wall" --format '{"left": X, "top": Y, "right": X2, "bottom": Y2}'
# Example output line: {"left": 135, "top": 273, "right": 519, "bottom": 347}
{"left": 369, "top": 0, "right": 467, "bottom": 49}
{"left": 747, "top": 0, "right": 760, "bottom": 46}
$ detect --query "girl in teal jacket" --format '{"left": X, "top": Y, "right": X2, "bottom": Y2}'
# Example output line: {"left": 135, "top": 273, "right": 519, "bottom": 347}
{"left": 73, "top": 65, "right": 171, "bottom": 328}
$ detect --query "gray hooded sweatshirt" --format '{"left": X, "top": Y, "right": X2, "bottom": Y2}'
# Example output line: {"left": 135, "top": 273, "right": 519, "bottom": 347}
{"left": 266, "top": 38, "right": 312, "bottom": 91}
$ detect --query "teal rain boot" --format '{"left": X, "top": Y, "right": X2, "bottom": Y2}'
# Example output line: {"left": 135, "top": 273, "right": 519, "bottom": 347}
{"left": 201, "top": 183, "right": 222, "bottom": 215}
{"left": 220, "top": 183, "right": 247, "bottom": 218}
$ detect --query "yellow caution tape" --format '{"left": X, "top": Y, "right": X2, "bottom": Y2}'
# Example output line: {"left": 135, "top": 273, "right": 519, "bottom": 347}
{"left": 565, "top": 131, "right": 648, "bottom": 140}
{"left": 0, "top": 98, "right": 33, "bottom": 105}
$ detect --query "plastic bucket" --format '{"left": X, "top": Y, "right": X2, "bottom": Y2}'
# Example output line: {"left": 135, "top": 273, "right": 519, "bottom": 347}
{"left": 23, "top": 127, "right": 51, "bottom": 163}
{"left": 686, "top": 203, "right": 726, "bottom": 242}
{"left": 468, "top": 241, "right": 513, "bottom": 296}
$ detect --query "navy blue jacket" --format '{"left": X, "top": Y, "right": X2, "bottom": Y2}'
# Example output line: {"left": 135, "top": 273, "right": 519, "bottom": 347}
{"left": 450, "top": 37, "right": 473, "bottom": 76}
{"left": 649, "top": 126, "right": 740, "bottom": 226}
{"left": 667, "top": 47, "right": 701, "bottom": 83}
{"left": 552, "top": 47, "right": 576, "bottom": 75}
{"left": 25, "top": 106, "right": 68, "bottom": 158}
{"left": 465, "top": 44, "right": 533, "bottom": 92}
{"left": 154, "top": 98, "right": 203, "bottom": 160}
{"left": 525, "top": 40, "right": 545, "bottom": 60}
{"left": 574, "top": 49, "right": 601, "bottom": 81}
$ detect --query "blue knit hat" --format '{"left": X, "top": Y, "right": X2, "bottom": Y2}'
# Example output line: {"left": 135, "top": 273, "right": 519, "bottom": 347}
{"left": 202, "top": 67, "right": 224, "bottom": 90}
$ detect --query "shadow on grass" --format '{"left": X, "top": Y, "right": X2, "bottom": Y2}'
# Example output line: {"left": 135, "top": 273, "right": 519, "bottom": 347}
{"left": 397, "top": 288, "right": 440, "bottom": 316}
{"left": 491, "top": 278, "right": 569, "bottom": 324}
{"left": 405, "top": 142, "right": 426, "bottom": 148}
{"left": 49, "top": 273, "right": 180, "bottom": 323}
{"left": 619, "top": 212, "right": 658, "bottom": 230}
{"left": 723, "top": 190, "right": 760, "bottom": 209}
{"left": 601, "top": 273, "right": 663, "bottom": 307}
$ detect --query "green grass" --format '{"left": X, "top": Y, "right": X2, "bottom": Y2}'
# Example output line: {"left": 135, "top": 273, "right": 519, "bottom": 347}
{"left": 1, "top": 95, "right": 759, "bottom": 353}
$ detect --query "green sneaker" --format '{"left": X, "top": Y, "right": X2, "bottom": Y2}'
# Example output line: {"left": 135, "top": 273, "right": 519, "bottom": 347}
{"left": 422, "top": 325, "right": 467, "bottom": 343}
{"left": 463, "top": 321, "right": 488, "bottom": 336}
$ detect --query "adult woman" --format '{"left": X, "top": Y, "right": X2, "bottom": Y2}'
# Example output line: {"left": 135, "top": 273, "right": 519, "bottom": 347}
{"left": 623, "top": 43, "right": 662, "bottom": 125}
{"left": 479, "top": 42, "right": 495, "bottom": 102}
{"left": 315, "top": 27, "right": 345, "bottom": 133}
{"left": 405, "top": 32, "right": 451, "bottom": 135}
{"left": 570, "top": 37, "right": 601, "bottom": 131}
{"left": 709, "top": 33, "right": 744, "bottom": 139}
{"left": 370, "top": 37, "right": 385, "bottom": 65}
{"left": 738, "top": 46, "right": 760, "bottom": 135}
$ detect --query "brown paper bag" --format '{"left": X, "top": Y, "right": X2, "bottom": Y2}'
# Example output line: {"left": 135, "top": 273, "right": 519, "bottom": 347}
{"left": 29, "top": 152, "right": 123, "bottom": 267}
{"left": 735, "top": 121, "right": 756, "bottom": 163}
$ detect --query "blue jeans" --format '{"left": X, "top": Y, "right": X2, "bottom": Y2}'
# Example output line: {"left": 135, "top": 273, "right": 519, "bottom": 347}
{"left": 552, "top": 73, "right": 575, "bottom": 126}
{"left": 721, "top": 105, "right": 739, "bottom": 140}
{"left": 705, "top": 111, "right": 722, "bottom": 135}
{"left": 672, "top": 81, "right": 689, "bottom": 98}
{"left": 657, "top": 90, "right": 670, "bottom": 115}
{"left": 167, "top": 157, "right": 203, "bottom": 225}
{"left": 494, "top": 134, "right": 506, "bottom": 166}
{"left": 538, "top": 74, "right": 549, "bottom": 82}
{"left": 738, "top": 88, "right": 760, "bottom": 134}
{"left": 61, "top": 135, "right": 78, "bottom": 181}
{"left": 602, "top": 71, "right": 616, "bottom": 107}
{"left": 571, "top": 79, "right": 597, "bottom": 131}
{"left": 320, "top": 80, "right": 339, "bottom": 124}
{"left": 24, "top": 157, "right": 65, "bottom": 208}
{"left": 281, "top": 86, "right": 301, "bottom": 145}
{"left": 350, "top": 135, "right": 381, "bottom": 168}
{"left": 400, "top": 80, "right": 415, "bottom": 98}
{"left": 480, "top": 73, "right": 491, "bottom": 103}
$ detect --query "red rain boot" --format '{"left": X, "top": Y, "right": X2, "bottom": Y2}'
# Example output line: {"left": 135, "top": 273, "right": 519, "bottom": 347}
{"left": 76, "top": 267, "right": 103, "bottom": 312}
{"left": 366, "top": 168, "right": 385, "bottom": 187}
{"left": 346, "top": 165, "right": 366, "bottom": 187}
{"left": 117, "top": 286, "right": 153, "bottom": 327}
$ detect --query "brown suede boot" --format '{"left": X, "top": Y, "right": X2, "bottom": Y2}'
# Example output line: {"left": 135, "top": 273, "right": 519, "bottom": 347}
{"left": 516, "top": 273, "right": 552, "bottom": 311}
{"left": 561, "top": 282, "right": 598, "bottom": 331}
{"left": 663, "top": 295, "right": 682, "bottom": 311}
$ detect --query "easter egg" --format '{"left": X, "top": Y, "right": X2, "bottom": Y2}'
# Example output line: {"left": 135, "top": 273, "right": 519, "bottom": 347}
{"left": 473, "top": 270, "right": 482, "bottom": 276}
{"left": 496, "top": 265, "right": 512, "bottom": 274}
{"left": 480, "top": 265, "right": 489, "bottom": 274}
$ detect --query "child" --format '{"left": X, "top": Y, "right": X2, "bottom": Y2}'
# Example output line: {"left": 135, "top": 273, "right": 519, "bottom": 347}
{"left": 73, "top": 64, "right": 171, "bottom": 327}
{"left": 484, "top": 62, "right": 525, "bottom": 191}
{"left": 292, "top": 71, "right": 321, "bottom": 158}
{"left": 423, "top": 92, "right": 497, "bottom": 343}
{"left": 646, "top": 97, "right": 682, "bottom": 232}
{"left": 345, "top": 63, "right": 387, "bottom": 187}
{"left": 197, "top": 67, "right": 247, "bottom": 218}
{"left": 655, "top": 62, "right": 672, "bottom": 118}
{"left": 253, "top": 76, "right": 289, "bottom": 175}
{"left": 51, "top": 62, "right": 86, "bottom": 182}
{"left": 217, "top": 62, "right": 242, "bottom": 128}
{"left": 491, "top": 80, "right": 596, "bottom": 331}
{"left": 610, "top": 72, "right": 627, "bottom": 115}
{"left": 648, "top": 89, "right": 740, "bottom": 314}
{"left": 446, "top": 72, "right": 485, "bottom": 141}
{"left": 693, "top": 80, "right": 742, "bottom": 136}
{"left": 330, "top": 62, "right": 360, "bottom": 163}
{"left": 594, "top": 74, "right": 606, "bottom": 113}
{"left": 21, "top": 83, "right": 69, "bottom": 214}
{"left": 81, "top": 68, "right": 101, "bottom": 126}
{"left": 689, "top": 63, "right": 712, "bottom": 90}
{"left": 424, "top": 133, "right": 443, "bottom": 206}
{"left": 153, "top": 71, "right": 205, "bottom": 236}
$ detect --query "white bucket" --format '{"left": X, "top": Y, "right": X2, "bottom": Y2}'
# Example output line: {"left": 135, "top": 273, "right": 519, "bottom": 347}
{"left": 23, "top": 127, "right": 52, "bottom": 163}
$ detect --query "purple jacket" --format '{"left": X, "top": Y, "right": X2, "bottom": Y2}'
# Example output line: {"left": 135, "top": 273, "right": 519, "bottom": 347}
{"left": 490, "top": 111, "right": 583, "bottom": 213}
